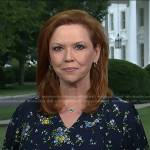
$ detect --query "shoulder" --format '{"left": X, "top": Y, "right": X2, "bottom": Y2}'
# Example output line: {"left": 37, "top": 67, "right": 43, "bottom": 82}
{"left": 99, "top": 96, "right": 137, "bottom": 117}
{"left": 17, "top": 96, "right": 40, "bottom": 111}
{"left": 3, "top": 97, "right": 40, "bottom": 149}
{"left": 103, "top": 96, "right": 135, "bottom": 110}
{"left": 97, "top": 96, "right": 141, "bottom": 130}
{"left": 10, "top": 96, "right": 40, "bottom": 122}
{"left": 16, "top": 96, "right": 39, "bottom": 112}
{"left": 7, "top": 96, "right": 40, "bottom": 132}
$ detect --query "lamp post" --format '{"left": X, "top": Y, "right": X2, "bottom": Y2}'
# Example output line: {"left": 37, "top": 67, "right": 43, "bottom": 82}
{"left": 115, "top": 33, "right": 122, "bottom": 48}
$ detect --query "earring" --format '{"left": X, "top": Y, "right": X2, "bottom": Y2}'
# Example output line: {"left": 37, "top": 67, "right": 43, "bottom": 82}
{"left": 49, "top": 64, "right": 52, "bottom": 71}
{"left": 93, "top": 62, "right": 97, "bottom": 68}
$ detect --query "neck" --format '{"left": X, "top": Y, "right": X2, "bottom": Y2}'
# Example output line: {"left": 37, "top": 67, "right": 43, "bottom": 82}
{"left": 59, "top": 76, "right": 90, "bottom": 112}
{"left": 59, "top": 76, "right": 90, "bottom": 102}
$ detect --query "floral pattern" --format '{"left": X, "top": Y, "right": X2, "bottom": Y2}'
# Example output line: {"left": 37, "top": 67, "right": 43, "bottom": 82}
{"left": 52, "top": 127, "right": 72, "bottom": 146}
{"left": 2, "top": 96, "right": 149, "bottom": 150}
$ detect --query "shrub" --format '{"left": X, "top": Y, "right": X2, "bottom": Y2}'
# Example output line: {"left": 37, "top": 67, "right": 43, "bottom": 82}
{"left": 0, "top": 67, "right": 5, "bottom": 88}
{"left": 12, "top": 65, "right": 19, "bottom": 82}
{"left": 108, "top": 59, "right": 150, "bottom": 102}
{"left": 24, "top": 65, "right": 36, "bottom": 82}
{"left": 145, "top": 64, "right": 150, "bottom": 77}
{"left": 3, "top": 67, "right": 16, "bottom": 84}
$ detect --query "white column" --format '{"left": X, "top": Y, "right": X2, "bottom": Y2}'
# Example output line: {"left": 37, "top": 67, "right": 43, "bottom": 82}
{"left": 128, "top": 0, "right": 138, "bottom": 64}
{"left": 144, "top": 0, "right": 150, "bottom": 66}
{"left": 148, "top": 0, "right": 150, "bottom": 64}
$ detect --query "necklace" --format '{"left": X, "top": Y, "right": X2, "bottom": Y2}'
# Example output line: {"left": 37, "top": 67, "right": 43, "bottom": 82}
{"left": 64, "top": 102, "right": 76, "bottom": 113}
{"left": 64, "top": 102, "right": 84, "bottom": 113}
{"left": 66, "top": 107, "right": 76, "bottom": 112}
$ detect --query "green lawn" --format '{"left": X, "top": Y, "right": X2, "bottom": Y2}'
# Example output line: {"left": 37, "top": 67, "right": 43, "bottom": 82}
{"left": 138, "top": 106, "right": 150, "bottom": 146}
{"left": 0, "top": 106, "right": 149, "bottom": 149}
{"left": 0, "top": 83, "right": 36, "bottom": 96}
{"left": 0, "top": 106, "right": 17, "bottom": 120}
{"left": 0, "top": 127, "right": 7, "bottom": 149}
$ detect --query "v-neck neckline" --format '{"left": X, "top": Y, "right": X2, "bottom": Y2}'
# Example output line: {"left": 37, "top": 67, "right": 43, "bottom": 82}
{"left": 58, "top": 112, "right": 85, "bottom": 129}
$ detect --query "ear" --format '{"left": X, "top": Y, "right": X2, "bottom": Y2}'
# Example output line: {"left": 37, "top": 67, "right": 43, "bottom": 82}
{"left": 94, "top": 45, "right": 100, "bottom": 63}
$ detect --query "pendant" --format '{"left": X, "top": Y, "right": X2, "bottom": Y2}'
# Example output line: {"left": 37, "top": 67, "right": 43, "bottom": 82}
{"left": 67, "top": 108, "right": 76, "bottom": 112}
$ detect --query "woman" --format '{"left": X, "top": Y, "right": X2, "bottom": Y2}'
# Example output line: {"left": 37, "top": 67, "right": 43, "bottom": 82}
{"left": 3, "top": 10, "right": 149, "bottom": 150}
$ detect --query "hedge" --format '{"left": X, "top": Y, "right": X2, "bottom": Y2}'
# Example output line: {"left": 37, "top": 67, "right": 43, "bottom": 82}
{"left": 108, "top": 59, "right": 150, "bottom": 102}
{"left": 3, "top": 67, "right": 16, "bottom": 84}
{"left": 0, "top": 65, "right": 36, "bottom": 86}
{"left": 24, "top": 65, "right": 36, "bottom": 82}
{"left": 0, "top": 67, "right": 5, "bottom": 88}
{"left": 145, "top": 64, "right": 150, "bottom": 77}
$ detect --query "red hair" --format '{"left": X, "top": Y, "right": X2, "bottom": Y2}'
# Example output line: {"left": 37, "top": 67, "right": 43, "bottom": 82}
{"left": 37, "top": 9, "right": 112, "bottom": 115}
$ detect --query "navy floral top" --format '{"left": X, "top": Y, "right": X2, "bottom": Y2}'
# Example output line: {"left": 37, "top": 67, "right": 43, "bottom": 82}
{"left": 2, "top": 96, "right": 149, "bottom": 150}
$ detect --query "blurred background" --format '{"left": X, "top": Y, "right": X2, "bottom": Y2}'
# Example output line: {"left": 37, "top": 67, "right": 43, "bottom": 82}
{"left": 0, "top": 0, "right": 150, "bottom": 148}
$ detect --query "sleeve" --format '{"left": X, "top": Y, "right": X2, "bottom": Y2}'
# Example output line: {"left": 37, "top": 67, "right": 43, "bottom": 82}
{"left": 122, "top": 103, "right": 149, "bottom": 150}
{"left": 2, "top": 103, "right": 24, "bottom": 150}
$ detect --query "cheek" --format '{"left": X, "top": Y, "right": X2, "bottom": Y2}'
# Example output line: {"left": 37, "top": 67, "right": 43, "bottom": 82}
{"left": 79, "top": 52, "right": 94, "bottom": 67}
{"left": 50, "top": 53, "right": 64, "bottom": 67}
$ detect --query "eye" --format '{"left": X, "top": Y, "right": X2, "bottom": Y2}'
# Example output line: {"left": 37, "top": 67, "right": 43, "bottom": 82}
{"left": 52, "top": 46, "right": 63, "bottom": 52}
{"left": 74, "top": 44, "right": 86, "bottom": 50}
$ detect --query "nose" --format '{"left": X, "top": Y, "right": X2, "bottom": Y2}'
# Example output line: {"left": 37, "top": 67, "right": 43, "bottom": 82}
{"left": 64, "top": 48, "right": 74, "bottom": 62}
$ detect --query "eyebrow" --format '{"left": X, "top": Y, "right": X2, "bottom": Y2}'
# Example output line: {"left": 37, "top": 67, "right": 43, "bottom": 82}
{"left": 50, "top": 43, "right": 64, "bottom": 47}
{"left": 50, "top": 41, "right": 86, "bottom": 46}
{"left": 73, "top": 41, "right": 86, "bottom": 45}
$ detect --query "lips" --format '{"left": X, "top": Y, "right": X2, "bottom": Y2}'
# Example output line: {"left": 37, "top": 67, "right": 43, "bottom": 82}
{"left": 62, "top": 67, "right": 78, "bottom": 72}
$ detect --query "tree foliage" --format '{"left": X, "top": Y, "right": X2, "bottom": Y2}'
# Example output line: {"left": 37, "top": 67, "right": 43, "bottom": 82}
{"left": 0, "top": 0, "right": 110, "bottom": 85}
{"left": 44, "top": 0, "right": 110, "bottom": 22}
{"left": 0, "top": 0, "right": 47, "bottom": 84}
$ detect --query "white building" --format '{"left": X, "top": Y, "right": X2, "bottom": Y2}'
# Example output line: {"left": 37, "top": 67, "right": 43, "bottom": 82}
{"left": 104, "top": 0, "right": 150, "bottom": 67}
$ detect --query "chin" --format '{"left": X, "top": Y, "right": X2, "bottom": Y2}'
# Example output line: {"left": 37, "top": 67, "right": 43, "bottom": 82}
{"left": 59, "top": 72, "right": 89, "bottom": 84}
{"left": 60, "top": 76, "right": 81, "bottom": 84}
{"left": 63, "top": 79, "right": 79, "bottom": 84}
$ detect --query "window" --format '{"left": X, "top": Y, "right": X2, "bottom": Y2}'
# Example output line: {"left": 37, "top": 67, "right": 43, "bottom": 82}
{"left": 121, "top": 45, "right": 126, "bottom": 60}
{"left": 140, "top": 43, "right": 144, "bottom": 67}
{"left": 109, "top": 14, "right": 114, "bottom": 31}
{"left": 121, "top": 11, "right": 126, "bottom": 29}
{"left": 140, "top": 8, "right": 144, "bottom": 27}
{"left": 110, "top": 46, "right": 114, "bottom": 59}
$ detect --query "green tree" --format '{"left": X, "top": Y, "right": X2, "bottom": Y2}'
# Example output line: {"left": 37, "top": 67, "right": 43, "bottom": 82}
{"left": 0, "top": 0, "right": 46, "bottom": 85}
{"left": 0, "top": 0, "right": 110, "bottom": 86}
{"left": 44, "top": 0, "right": 110, "bottom": 22}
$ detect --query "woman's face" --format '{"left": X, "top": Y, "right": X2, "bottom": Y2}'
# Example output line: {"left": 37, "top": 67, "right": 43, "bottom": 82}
{"left": 49, "top": 24, "right": 100, "bottom": 84}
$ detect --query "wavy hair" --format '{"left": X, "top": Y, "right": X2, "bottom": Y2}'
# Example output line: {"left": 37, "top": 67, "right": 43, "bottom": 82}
{"left": 37, "top": 9, "right": 112, "bottom": 115}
